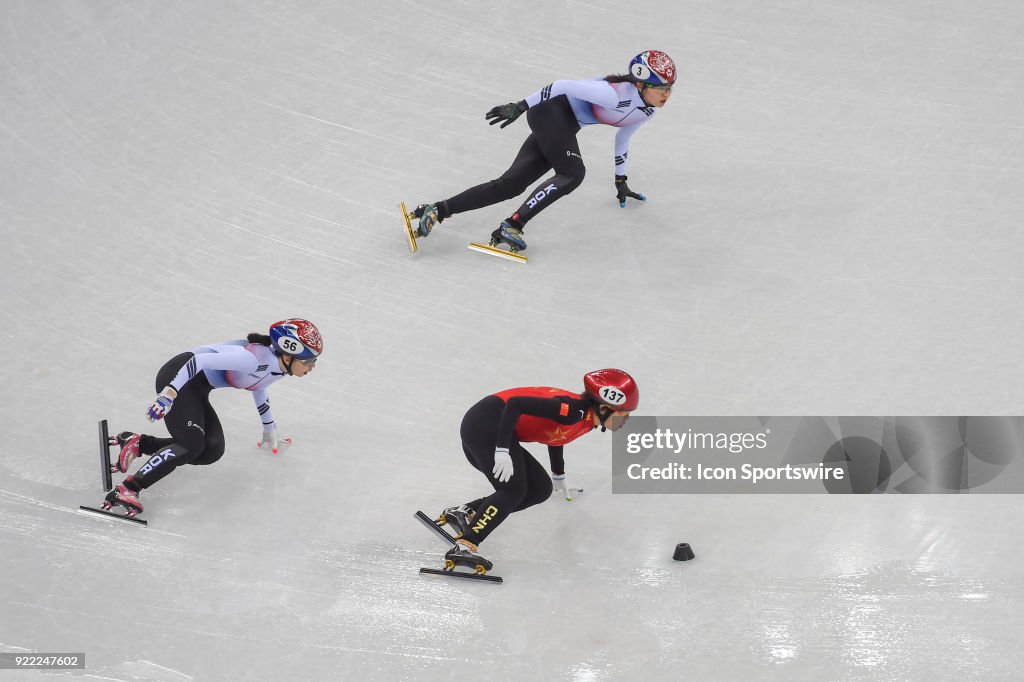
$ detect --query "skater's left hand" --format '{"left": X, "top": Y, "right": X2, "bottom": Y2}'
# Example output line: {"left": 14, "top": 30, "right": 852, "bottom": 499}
{"left": 257, "top": 428, "right": 292, "bottom": 455}
{"left": 552, "top": 473, "right": 571, "bottom": 501}
{"left": 615, "top": 175, "right": 646, "bottom": 207}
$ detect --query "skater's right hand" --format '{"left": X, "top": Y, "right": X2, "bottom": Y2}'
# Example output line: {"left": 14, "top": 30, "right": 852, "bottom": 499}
{"left": 485, "top": 100, "right": 528, "bottom": 129}
{"left": 493, "top": 447, "right": 514, "bottom": 483}
{"left": 146, "top": 386, "right": 177, "bottom": 422}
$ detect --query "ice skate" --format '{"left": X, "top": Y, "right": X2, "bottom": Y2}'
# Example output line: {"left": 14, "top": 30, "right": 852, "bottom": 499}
{"left": 444, "top": 538, "right": 493, "bottom": 575}
{"left": 491, "top": 221, "right": 526, "bottom": 251}
{"left": 468, "top": 220, "right": 529, "bottom": 263}
{"left": 415, "top": 512, "right": 502, "bottom": 582}
{"left": 110, "top": 432, "right": 142, "bottom": 474}
{"left": 412, "top": 203, "right": 442, "bottom": 237}
{"left": 436, "top": 504, "right": 475, "bottom": 539}
{"left": 101, "top": 483, "right": 143, "bottom": 518}
{"left": 79, "top": 419, "right": 147, "bottom": 525}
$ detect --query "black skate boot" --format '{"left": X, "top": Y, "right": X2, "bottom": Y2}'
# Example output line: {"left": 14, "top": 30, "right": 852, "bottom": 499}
{"left": 436, "top": 504, "right": 475, "bottom": 539}
{"left": 101, "top": 482, "right": 143, "bottom": 517}
{"left": 110, "top": 432, "right": 142, "bottom": 474}
{"left": 444, "top": 539, "right": 493, "bottom": 575}
{"left": 489, "top": 220, "right": 527, "bottom": 252}
{"left": 412, "top": 203, "right": 442, "bottom": 237}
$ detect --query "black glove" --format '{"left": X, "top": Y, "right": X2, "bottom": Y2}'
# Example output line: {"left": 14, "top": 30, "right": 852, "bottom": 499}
{"left": 485, "top": 100, "right": 528, "bottom": 128}
{"left": 615, "top": 175, "right": 647, "bottom": 207}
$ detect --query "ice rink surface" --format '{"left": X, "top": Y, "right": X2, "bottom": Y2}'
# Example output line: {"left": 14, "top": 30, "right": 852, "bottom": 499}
{"left": 2, "top": 1, "right": 1023, "bottom": 680}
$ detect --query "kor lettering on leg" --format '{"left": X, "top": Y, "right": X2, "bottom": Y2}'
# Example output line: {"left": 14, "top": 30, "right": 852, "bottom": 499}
{"left": 526, "top": 183, "right": 558, "bottom": 210}
{"left": 138, "top": 447, "right": 179, "bottom": 476}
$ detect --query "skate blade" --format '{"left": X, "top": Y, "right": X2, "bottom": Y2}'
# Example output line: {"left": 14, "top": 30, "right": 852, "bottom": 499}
{"left": 79, "top": 505, "right": 148, "bottom": 526}
{"left": 468, "top": 242, "right": 528, "bottom": 264}
{"left": 98, "top": 419, "right": 113, "bottom": 492}
{"left": 414, "top": 510, "right": 457, "bottom": 545}
{"left": 419, "top": 567, "right": 502, "bottom": 583}
{"left": 399, "top": 201, "right": 418, "bottom": 254}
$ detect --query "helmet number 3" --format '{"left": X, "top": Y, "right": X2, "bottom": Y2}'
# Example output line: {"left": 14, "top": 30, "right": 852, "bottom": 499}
{"left": 280, "top": 337, "right": 305, "bottom": 354}
{"left": 599, "top": 386, "right": 627, "bottom": 406}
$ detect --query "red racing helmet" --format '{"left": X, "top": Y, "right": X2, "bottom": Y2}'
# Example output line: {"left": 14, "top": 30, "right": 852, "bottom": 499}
{"left": 583, "top": 368, "right": 639, "bottom": 412}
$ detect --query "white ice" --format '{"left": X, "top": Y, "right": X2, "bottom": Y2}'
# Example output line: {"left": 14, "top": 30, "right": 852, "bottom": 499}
{"left": 1, "top": 1, "right": 1023, "bottom": 680}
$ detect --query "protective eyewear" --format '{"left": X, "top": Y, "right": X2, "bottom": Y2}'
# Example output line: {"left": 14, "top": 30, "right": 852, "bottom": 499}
{"left": 600, "top": 409, "right": 632, "bottom": 432}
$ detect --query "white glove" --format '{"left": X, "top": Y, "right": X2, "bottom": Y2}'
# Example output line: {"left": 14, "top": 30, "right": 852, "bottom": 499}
{"left": 257, "top": 428, "right": 292, "bottom": 455}
{"left": 258, "top": 429, "right": 279, "bottom": 454}
{"left": 492, "top": 447, "right": 514, "bottom": 483}
{"left": 552, "top": 473, "right": 570, "bottom": 500}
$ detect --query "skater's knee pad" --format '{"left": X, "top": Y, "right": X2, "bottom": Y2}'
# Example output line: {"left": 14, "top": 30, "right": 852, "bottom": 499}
{"left": 492, "top": 175, "right": 534, "bottom": 200}
{"left": 561, "top": 165, "right": 586, "bottom": 194}
{"left": 495, "top": 474, "right": 530, "bottom": 505}
{"left": 190, "top": 431, "right": 225, "bottom": 466}
{"left": 190, "top": 444, "right": 224, "bottom": 466}
{"left": 519, "top": 479, "right": 553, "bottom": 511}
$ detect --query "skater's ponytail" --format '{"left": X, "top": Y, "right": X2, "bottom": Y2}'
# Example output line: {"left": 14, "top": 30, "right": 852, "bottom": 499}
{"left": 247, "top": 333, "right": 273, "bottom": 346}
{"left": 604, "top": 74, "right": 637, "bottom": 84}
